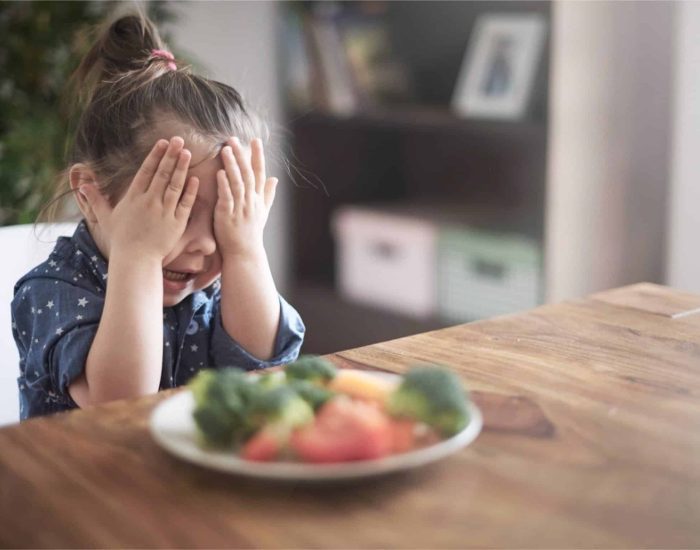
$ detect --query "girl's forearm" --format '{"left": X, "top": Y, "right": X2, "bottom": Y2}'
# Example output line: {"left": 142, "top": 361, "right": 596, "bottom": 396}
{"left": 83, "top": 249, "right": 164, "bottom": 402}
{"left": 220, "top": 250, "right": 280, "bottom": 360}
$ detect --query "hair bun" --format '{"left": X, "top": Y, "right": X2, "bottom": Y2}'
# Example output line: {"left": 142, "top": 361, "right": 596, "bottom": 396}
{"left": 102, "top": 14, "right": 165, "bottom": 74}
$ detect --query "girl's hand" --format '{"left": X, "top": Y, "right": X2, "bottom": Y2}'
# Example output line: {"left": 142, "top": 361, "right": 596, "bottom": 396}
{"left": 81, "top": 137, "right": 199, "bottom": 260}
{"left": 214, "top": 137, "right": 278, "bottom": 260}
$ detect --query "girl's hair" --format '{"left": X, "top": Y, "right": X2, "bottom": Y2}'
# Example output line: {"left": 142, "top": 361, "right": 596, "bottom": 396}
{"left": 45, "top": 12, "right": 265, "bottom": 218}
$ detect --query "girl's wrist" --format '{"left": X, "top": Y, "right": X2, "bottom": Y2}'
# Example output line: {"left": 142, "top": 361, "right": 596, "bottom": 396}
{"left": 108, "top": 247, "right": 164, "bottom": 279}
{"left": 220, "top": 243, "right": 268, "bottom": 268}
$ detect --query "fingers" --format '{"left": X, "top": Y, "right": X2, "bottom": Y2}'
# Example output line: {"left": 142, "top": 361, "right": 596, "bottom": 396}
{"left": 148, "top": 137, "right": 185, "bottom": 197}
{"left": 130, "top": 139, "right": 169, "bottom": 194}
{"left": 228, "top": 137, "right": 255, "bottom": 198}
{"left": 216, "top": 169, "right": 234, "bottom": 216}
{"left": 221, "top": 146, "right": 245, "bottom": 209}
{"left": 250, "top": 138, "right": 266, "bottom": 195}
{"left": 263, "top": 177, "right": 278, "bottom": 210}
{"left": 175, "top": 176, "right": 199, "bottom": 221}
{"left": 163, "top": 148, "right": 192, "bottom": 210}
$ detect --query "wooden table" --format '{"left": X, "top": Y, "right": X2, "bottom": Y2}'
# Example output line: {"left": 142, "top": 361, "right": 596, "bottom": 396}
{"left": 1, "top": 283, "right": 699, "bottom": 548}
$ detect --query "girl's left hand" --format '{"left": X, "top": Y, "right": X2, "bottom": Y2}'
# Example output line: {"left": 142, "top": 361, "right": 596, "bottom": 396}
{"left": 214, "top": 137, "right": 278, "bottom": 259}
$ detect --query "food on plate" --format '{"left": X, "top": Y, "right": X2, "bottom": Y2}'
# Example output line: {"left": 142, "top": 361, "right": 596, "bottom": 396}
{"left": 288, "top": 378, "right": 336, "bottom": 411}
{"left": 189, "top": 369, "right": 256, "bottom": 447}
{"left": 327, "top": 368, "right": 399, "bottom": 403}
{"left": 240, "top": 387, "right": 314, "bottom": 461}
{"left": 290, "top": 396, "right": 392, "bottom": 462}
{"left": 187, "top": 355, "right": 471, "bottom": 463}
{"left": 386, "top": 367, "right": 470, "bottom": 436}
{"left": 284, "top": 355, "right": 337, "bottom": 383}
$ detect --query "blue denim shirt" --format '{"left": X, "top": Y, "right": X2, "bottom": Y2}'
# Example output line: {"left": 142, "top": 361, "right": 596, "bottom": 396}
{"left": 11, "top": 221, "right": 305, "bottom": 420}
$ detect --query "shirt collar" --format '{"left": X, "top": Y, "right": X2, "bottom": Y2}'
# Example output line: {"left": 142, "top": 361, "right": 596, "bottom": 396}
{"left": 72, "top": 220, "right": 109, "bottom": 283}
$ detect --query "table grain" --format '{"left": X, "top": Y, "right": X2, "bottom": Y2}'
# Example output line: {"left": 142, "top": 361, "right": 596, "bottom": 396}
{"left": 1, "top": 283, "right": 699, "bottom": 548}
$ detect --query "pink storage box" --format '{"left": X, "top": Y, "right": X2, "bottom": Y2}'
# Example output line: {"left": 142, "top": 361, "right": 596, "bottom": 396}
{"left": 331, "top": 206, "right": 438, "bottom": 318}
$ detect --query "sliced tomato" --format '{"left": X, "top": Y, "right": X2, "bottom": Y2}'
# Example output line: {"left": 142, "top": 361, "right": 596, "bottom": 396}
{"left": 241, "top": 427, "right": 283, "bottom": 462}
{"left": 290, "top": 397, "right": 392, "bottom": 463}
{"left": 389, "top": 419, "right": 417, "bottom": 453}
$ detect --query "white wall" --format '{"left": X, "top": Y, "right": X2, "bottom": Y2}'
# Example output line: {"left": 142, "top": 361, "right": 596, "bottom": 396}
{"left": 667, "top": 1, "right": 700, "bottom": 294}
{"left": 167, "top": 1, "right": 290, "bottom": 292}
{"left": 546, "top": 1, "right": 674, "bottom": 302}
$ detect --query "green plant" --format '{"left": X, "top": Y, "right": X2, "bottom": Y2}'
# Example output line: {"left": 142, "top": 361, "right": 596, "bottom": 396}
{"left": 0, "top": 1, "right": 175, "bottom": 225}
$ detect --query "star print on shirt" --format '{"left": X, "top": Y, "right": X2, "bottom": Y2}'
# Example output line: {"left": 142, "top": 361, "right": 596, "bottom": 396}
{"left": 48, "top": 260, "right": 57, "bottom": 267}
{"left": 76, "top": 314, "right": 83, "bottom": 320}
{"left": 77, "top": 297, "right": 88, "bottom": 307}
{"left": 56, "top": 328, "right": 63, "bottom": 336}
{"left": 191, "top": 344, "right": 199, "bottom": 352}
{"left": 46, "top": 300, "right": 54, "bottom": 309}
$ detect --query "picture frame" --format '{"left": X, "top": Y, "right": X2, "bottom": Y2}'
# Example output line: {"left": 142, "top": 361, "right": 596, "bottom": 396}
{"left": 451, "top": 13, "right": 547, "bottom": 120}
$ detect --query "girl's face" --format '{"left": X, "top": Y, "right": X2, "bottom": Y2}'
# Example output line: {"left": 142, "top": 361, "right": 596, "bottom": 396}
{"left": 159, "top": 137, "right": 226, "bottom": 307}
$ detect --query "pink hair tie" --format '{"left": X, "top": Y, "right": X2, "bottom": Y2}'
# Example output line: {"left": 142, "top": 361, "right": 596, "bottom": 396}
{"left": 151, "top": 48, "right": 176, "bottom": 71}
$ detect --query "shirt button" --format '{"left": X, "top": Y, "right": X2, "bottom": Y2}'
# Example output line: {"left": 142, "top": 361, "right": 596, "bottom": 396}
{"left": 186, "top": 320, "right": 199, "bottom": 335}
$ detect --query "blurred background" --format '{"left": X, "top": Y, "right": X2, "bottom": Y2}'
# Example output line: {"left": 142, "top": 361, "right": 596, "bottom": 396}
{"left": 1, "top": 0, "right": 697, "bottom": 356}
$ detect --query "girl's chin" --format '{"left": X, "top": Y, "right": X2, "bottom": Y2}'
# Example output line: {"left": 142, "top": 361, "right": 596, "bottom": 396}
{"left": 162, "top": 277, "right": 192, "bottom": 307}
{"left": 162, "top": 274, "right": 220, "bottom": 307}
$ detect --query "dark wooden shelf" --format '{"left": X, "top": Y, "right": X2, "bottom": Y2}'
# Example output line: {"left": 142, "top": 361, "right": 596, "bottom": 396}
{"left": 289, "top": 107, "right": 547, "bottom": 139}
{"left": 290, "top": 282, "right": 453, "bottom": 356}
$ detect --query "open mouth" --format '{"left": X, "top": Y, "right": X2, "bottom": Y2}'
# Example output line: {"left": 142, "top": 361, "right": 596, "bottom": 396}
{"left": 163, "top": 269, "right": 196, "bottom": 283}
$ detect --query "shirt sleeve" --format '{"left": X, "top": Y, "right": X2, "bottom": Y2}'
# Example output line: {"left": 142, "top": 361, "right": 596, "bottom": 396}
{"left": 209, "top": 292, "right": 305, "bottom": 370}
{"left": 12, "top": 278, "right": 103, "bottom": 401}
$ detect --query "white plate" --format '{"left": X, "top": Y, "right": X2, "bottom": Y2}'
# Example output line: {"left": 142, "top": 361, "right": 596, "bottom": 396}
{"left": 149, "top": 371, "right": 482, "bottom": 481}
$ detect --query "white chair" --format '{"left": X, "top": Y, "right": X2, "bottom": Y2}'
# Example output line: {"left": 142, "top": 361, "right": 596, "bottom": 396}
{"left": 0, "top": 222, "right": 78, "bottom": 426}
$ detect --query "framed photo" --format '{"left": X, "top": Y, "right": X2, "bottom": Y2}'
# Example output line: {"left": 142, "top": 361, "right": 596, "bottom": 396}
{"left": 452, "top": 14, "right": 547, "bottom": 120}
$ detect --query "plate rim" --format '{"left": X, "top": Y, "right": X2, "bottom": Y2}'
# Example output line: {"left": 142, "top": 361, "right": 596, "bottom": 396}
{"left": 149, "top": 370, "right": 483, "bottom": 481}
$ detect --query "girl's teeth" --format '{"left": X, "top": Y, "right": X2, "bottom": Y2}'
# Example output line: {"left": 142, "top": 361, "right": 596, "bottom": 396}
{"left": 163, "top": 269, "right": 189, "bottom": 281}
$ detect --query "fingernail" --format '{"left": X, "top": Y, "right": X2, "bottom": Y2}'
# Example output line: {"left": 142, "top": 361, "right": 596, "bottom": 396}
{"left": 232, "top": 136, "right": 240, "bottom": 145}
{"left": 222, "top": 146, "right": 232, "bottom": 156}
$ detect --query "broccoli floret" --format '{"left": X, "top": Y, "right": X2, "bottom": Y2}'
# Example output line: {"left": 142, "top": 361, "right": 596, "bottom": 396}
{"left": 246, "top": 386, "right": 314, "bottom": 434}
{"left": 188, "top": 369, "right": 217, "bottom": 407}
{"left": 285, "top": 355, "right": 337, "bottom": 384}
{"left": 288, "top": 379, "right": 336, "bottom": 411}
{"left": 386, "top": 366, "right": 470, "bottom": 436}
{"left": 255, "top": 370, "right": 287, "bottom": 390}
{"left": 187, "top": 368, "right": 258, "bottom": 447}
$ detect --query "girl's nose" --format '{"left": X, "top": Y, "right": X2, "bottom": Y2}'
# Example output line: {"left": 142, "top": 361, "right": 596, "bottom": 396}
{"left": 186, "top": 226, "right": 217, "bottom": 257}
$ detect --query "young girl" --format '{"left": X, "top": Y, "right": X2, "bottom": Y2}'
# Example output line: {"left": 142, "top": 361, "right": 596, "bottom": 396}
{"left": 11, "top": 14, "right": 305, "bottom": 420}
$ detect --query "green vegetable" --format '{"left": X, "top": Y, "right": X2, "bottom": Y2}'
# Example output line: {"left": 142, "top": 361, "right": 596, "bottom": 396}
{"left": 285, "top": 355, "right": 337, "bottom": 384}
{"left": 187, "top": 368, "right": 259, "bottom": 447}
{"left": 288, "top": 379, "right": 336, "bottom": 411}
{"left": 255, "top": 370, "right": 287, "bottom": 390}
{"left": 246, "top": 386, "right": 314, "bottom": 434}
{"left": 386, "top": 366, "right": 470, "bottom": 436}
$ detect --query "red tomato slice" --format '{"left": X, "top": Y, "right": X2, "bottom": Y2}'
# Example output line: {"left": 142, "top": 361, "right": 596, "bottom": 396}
{"left": 290, "top": 397, "right": 393, "bottom": 463}
{"left": 389, "top": 419, "right": 417, "bottom": 453}
{"left": 241, "top": 428, "right": 282, "bottom": 462}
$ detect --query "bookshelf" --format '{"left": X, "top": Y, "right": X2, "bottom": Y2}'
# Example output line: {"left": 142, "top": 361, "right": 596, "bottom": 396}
{"left": 280, "top": 1, "right": 551, "bottom": 355}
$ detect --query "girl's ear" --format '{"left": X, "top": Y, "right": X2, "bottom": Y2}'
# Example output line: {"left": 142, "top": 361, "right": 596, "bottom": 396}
{"left": 69, "top": 164, "right": 104, "bottom": 223}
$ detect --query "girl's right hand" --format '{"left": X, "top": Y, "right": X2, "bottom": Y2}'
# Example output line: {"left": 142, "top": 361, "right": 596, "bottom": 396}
{"left": 80, "top": 137, "right": 199, "bottom": 260}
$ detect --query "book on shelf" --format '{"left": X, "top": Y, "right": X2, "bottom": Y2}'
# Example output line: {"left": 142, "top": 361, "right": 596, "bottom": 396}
{"left": 282, "top": 3, "right": 414, "bottom": 116}
{"left": 281, "top": 9, "right": 314, "bottom": 112}
{"left": 305, "top": 9, "right": 360, "bottom": 116}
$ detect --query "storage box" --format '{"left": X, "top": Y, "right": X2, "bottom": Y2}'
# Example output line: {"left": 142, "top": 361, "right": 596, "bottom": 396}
{"left": 438, "top": 227, "right": 541, "bottom": 321}
{"left": 332, "top": 207, "right": 438, "bottom": 318}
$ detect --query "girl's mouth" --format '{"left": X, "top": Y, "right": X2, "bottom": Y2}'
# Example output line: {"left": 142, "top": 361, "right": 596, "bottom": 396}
{"left": 163, "top": 269, "right": 196, "bottom": 290}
